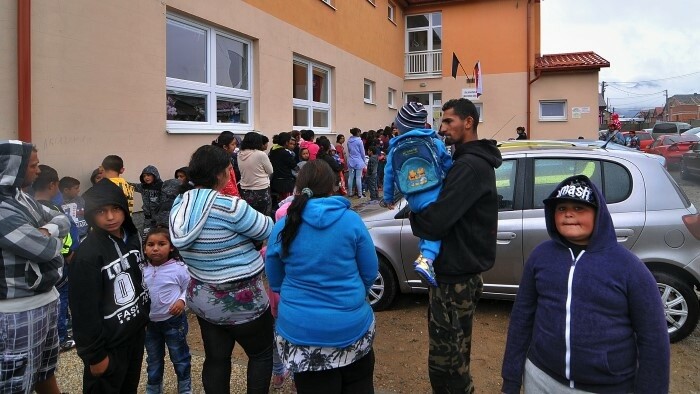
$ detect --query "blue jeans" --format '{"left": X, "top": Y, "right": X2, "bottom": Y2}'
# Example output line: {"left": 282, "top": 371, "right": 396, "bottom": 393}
{"left": 57, "top": 283, "right": 70, "bottom": 343}
{"left": 145, "top": 313, "right": 192, "bottom": 393}
{"left": 348, "top": 168, "right": 363, "bottom": 196}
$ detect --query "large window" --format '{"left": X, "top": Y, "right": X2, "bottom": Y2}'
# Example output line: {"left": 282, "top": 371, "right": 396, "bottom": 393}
{"left": 405, "top": 12, "right": 441, "bottom": 77}
{"left": 166, "top": 15, "right": 252, "bottom": 132}
{"left": 539, "top": 100, "right": 567, "bottom": 121}
{"left": 293, "top": 57, "right": 331, "bottom": 131}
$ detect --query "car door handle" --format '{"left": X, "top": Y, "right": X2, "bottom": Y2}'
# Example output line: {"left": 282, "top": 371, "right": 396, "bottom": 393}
{"left": 497, "top": 232, "right": 517, "bottom": 244}
{"left": 615, "top": 228, "right": 634, "bottom": 243}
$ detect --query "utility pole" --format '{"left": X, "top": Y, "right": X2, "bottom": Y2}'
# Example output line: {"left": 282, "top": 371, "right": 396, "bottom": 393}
{"left": 601, "top": 81, "right": 606, "bottom": 101}
{"left": 664, "top": 89, "right": 669, "bottom": 121}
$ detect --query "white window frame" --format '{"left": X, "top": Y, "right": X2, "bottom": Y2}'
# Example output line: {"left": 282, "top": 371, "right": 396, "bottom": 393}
{"left": 388, "top": 88, "right": 397, "bottom": 109}
{"left": 539, "top": 100, "right": 568, "bottom": 121}
{"left": 405, "top": 12, "right": 442, "bottom": 53}
{"left": 388, "top": 2, "right": 396, "bottom": 23}
{"left": 292, "top": 56, "right": 332, "bottom": 132}
{"left": 474, "top": 102, "right": 484, "bottom": 122}
{"left": 364, "top": 79, "right": 375, "bottom": 104}
{"left": 166, "top": 14, "right": 253, "bottom": 134}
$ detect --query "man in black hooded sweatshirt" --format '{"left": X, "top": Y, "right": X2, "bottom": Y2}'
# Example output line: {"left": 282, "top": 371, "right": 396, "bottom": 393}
{"left": 409, "top": 98, "right": 502, "bottom": 393}
{"left": 69, "top": 179, "right": 150, "bottom": 393}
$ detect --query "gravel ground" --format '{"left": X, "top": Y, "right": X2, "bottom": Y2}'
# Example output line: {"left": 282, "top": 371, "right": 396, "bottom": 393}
{"left": 54, "top": 341, "right": 250, "bottom": 393}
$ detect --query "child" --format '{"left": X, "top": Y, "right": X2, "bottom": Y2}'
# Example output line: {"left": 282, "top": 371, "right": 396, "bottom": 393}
{"left": 156, "top": 168, "right": 188, "bottom": 228}
{"left": 131, "top": 165, "right": 164, "bottom": 233}
{"left": 33, "top": 165, "right": 79, "bottom": 352}
{"left": 292, "top": 147, "right": 310, "bottom": 178}
{"left": 501, "top": 175, "right": 670, "bottom": 393}
{"left": 69, "top": 178, "right": 150, "bottom": 393}
{"left": 366, "top": 146, "right": 380, "bottom": 202}
{"left": 382, "top": 102, "right": 452, "bottom": 287}
{"left": 142, "top": 228, "right": 192, "bottom": 394}
{"left": 59, "top": 176, "right": 88, "bottom": 241}
{"left": 101, "top": 154, "right": 136, "bottom": 213}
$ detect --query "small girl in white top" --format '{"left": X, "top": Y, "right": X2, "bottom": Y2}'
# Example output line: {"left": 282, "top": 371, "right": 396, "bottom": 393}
{"left": 143, "top": 227, "right": 192, "bottom": 394}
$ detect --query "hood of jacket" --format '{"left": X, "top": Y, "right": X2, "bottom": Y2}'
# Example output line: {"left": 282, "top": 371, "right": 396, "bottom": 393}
{"left": 169, "top": 188, "right": 219, "bottom": 249}
{"left": 300, "top": 196, "right": 351, "bottom": 230}
{"left": 83, "top": 178, "right": 137, "bottom": 234}
{"left": 544, "top": 176, "right": 617, "bottom": 253}
{"left": 238, "top": 149, "right": 266, "bottom": 163}
{"left": 453, "top": 139, "right": 502, "bottom": 169}
{"left": 139, "top": 165, "right": 163, "bottom": 189}
{"left": 0, "top": 140, "right": 33, "bottom": 195}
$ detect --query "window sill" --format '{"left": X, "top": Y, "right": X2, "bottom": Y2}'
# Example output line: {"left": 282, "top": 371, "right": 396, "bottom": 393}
{"left": 364, "top": 101, "right": 376, "bottom": 106}
{"left": 388, "top": 105, "right": 397, "bottom": 110}
{"left": 388, "top": 18, "right": 397, "bottom": 26}
{"left": 366, "top": 0, "right": 376, "bottom": 6}
{"left": 538, "top": 118, "right": 568, "bottom": 122}
{"left": 166, "top": 124, "right": 253, "bottom": 134}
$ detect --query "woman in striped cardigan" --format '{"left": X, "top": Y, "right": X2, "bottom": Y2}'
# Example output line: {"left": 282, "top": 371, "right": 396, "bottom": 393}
{"left": 169, "top": 145, "right": 274, "bottom": 394}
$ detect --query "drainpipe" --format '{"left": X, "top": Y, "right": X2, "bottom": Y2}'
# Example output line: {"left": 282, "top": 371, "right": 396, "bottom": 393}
{"left": 525, "top": 0, "right": 532, "bottom": 138}
{"left": 18, "top": 0, "right": 31, "bottom": 142}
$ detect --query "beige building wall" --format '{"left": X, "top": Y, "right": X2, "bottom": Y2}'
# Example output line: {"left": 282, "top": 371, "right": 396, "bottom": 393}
{"left": 19, "top": 0, "right": 403, "bottom": 191}
{"left": 0, "top": 1, "right": 17, "bottom": 139}
{"left": 403, "top": 72, "right": 529, "bottom": 141}
{"left": 529, "top": 72, "right": 600, "bottom": 140}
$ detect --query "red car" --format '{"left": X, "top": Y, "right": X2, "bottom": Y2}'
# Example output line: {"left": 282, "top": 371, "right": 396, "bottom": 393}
{"left": 622, "top": 131, "right": 654, "bottom": 152}
{"left": 647, "top": 134, "right": 700, "bottom": 168}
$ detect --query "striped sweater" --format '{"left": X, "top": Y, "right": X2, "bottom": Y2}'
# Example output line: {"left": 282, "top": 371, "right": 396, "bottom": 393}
{"left": 169, "top": 188, "right": 273, "bottom": 284}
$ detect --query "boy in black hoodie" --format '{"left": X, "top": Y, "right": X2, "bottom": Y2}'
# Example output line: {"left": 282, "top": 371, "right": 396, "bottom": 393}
{"left": 69, "top": 179, "right": 150, "bottom": 393}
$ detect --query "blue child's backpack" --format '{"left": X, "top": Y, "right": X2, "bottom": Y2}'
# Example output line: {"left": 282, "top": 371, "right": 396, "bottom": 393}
{"left": 391, "top": 136, "right": 445, "bottom": 195}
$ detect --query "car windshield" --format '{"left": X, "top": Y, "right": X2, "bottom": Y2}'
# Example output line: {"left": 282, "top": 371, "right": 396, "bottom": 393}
{"left": 666, "top": 135, "right": 699, "bottom": 144}
{"left": 682, "top": 127, "right": 700, "bottom": 136}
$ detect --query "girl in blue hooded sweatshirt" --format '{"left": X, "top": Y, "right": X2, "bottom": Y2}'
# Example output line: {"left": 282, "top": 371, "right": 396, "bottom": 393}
{"left": 501, "top": 175, "right": 670, "bottom": 393}
{"left": 265, "top": 159, "right": 378, "bottom": 393}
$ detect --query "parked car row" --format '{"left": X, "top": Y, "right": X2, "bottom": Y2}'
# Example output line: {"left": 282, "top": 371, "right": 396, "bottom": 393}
{"left": 360, "top": 144, "right": 700, "bottom": 343}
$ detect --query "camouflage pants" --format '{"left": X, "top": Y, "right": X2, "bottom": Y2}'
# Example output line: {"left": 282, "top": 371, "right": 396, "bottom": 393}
{"left": 427, "top": 274, "right": 484, "bottom": 394}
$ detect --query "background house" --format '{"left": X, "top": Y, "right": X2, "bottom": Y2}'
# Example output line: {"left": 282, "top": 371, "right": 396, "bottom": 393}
{"left": 667, "top": 94, "right": 700, "bottom": 124}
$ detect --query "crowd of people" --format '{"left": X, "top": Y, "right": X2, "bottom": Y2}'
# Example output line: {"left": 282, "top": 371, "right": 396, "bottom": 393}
{"left": 0, "top": 97, "right": 670, "bottom": 394}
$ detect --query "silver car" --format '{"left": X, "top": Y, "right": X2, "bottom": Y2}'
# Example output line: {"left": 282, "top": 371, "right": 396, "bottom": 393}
{"left": 359, "top": 145, "right": 700, "bottom": 342}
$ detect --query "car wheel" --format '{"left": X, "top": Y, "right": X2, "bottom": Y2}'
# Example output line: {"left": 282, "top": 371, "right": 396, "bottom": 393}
{"left": 653, "top": 271, "right": 700, "bottom": 343}
{"left": 369, "top": 257, "right": 398, "bottom": 311}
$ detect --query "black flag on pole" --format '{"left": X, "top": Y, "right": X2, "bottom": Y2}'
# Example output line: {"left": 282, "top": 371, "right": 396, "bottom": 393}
{"left": 451, "top": 53, "right": 460, "bottom": 79}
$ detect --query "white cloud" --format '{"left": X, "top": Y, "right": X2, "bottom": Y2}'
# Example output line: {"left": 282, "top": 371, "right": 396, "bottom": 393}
{"left": 541, "top": 0, "right": 700, "bottom": 114}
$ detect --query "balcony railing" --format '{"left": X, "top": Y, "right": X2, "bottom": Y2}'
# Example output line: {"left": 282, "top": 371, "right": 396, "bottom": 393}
{"left": 405, "top": 50, "right": 442, "bottom": 78}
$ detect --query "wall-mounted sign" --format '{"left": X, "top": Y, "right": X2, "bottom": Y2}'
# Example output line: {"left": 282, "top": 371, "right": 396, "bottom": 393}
{"left": 462, "top": 88, "right": 478, "bottom": 100}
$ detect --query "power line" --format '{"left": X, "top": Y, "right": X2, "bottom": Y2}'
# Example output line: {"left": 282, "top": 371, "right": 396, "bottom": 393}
{"left": 606, "top": 85, "right": 667, "bottom": 96}
{"left": 605, "top": 71, "right": 700, "bottom": 85}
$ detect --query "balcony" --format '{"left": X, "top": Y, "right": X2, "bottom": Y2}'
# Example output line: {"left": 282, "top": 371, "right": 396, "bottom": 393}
{"left": 405, "top": 50, "right": 442, "bottom": 79}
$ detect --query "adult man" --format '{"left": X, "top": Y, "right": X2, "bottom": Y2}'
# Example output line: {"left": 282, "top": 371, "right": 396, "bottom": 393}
{"left": 409, "top": 99, "right": 502, "bottom": 393}
{"left": 515, "top": 126, "right": 528, "bottom": 140}
{"left": 0, "top": 140, "right": 70, "bottom": 394}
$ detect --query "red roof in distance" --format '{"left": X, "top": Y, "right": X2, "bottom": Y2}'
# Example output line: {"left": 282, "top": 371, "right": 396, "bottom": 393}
{"left": 535, "top": 52, "right": 610, "bottom": 72}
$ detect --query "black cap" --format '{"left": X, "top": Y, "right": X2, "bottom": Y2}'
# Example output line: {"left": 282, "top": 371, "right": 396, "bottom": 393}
{"left": 543, "top": 175, "right": 597, "bottom": 208}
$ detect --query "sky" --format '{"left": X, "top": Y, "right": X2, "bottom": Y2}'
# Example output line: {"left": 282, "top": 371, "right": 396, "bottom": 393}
{"left": 541, "top": 0, "right": 700, "bottom": 116}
